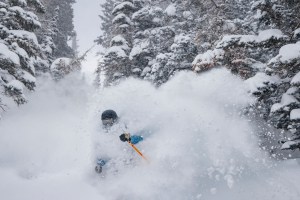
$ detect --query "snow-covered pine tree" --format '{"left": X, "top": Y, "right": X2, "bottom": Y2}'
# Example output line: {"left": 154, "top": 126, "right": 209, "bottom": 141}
{"left": 95, "top": 0, "right": 116, "bottom": 86}
{"left": 97, "top": 0, "right": 206, "bottom": 85}
{"left": 34, "top": 3, "right": 58, "bottom": 73}
{"left": 192, "top": 0, "right": 254, "bottom": 73}
{"left": 97, "top": 0, "right": 140, "bottom": 85}
{"left": 240, "top": 1, "right": 300, "bottom": 150}
{"left": 96, "top": 0, "right": 116, "bottom": 48}
{"left": 193, "top": 0, "right": 298, "bottom": 77}
{"left": 42, "top": 0, "right": 76, "bottom": 58}
{"left": 130, "top": 0, "right": 199, "bottom": 85}
{"left": 95, "top": 0, "right": 220, "bottom": 84}
{"left": 192, "top": 0, "right": 300, "bottom": 150}
{"left": 38, "top": 0, "right": 80, "bottom": 81}
{"left": 0, "top": 0, "right": 45, "bottom": 105}
{"left": 130, "top": 1, "right": 167, "bottom": 83}
{"left": 96, "top": 0, "right": 300, "bottom": 151}
{"left": 264, "top": 40, "right": 300, "bottom": 150}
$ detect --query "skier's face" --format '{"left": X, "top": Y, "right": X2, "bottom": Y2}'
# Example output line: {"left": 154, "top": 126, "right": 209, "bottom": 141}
{"left": 102, "top": 118, "right": 114, "bottom": 127}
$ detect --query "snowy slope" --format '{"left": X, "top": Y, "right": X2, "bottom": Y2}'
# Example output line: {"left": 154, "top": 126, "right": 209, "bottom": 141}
{"left": 0, "top": 69, "right": 300, "bottom": 200}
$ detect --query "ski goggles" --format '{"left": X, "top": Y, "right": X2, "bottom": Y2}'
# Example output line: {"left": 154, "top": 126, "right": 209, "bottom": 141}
{"left": 102, "top": 118, "right": 114, "bottom": 126}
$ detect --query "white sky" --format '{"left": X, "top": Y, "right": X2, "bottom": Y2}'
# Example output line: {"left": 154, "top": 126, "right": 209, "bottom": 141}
{"left": 73, "top": 0, "right": 105, "bottom": 75}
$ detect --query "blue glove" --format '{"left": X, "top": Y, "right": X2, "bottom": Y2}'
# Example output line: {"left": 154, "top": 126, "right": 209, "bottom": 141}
{"left": 130, "top": 135, "right": 143, "bottom": 144}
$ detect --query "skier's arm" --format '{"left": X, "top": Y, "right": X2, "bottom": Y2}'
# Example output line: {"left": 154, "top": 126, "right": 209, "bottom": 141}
{"left": 119, "top": 133, "right": 143, "bottom": 144}
{"left": 130, "top": 135, "right": 143, "bottom": 144}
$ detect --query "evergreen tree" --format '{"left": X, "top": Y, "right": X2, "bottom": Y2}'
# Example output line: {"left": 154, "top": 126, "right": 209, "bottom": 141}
{"left": 192, "top": 0, "right": 300, "bottom": 150}
{"left": 0, "top": 0, "right": 45, "bottom": 105}
{"left": 32, "top": 1, "right": 58, "bottom": 74}
{"left": 96, "top": 0, "right": 300, "bottom": 150}
{"left": 97, "top": 0, "right": 139, "bottom": 85}
{"left": 42, "top": 0, "right": 76, "bottom": 58}
{"left": 0, "top": 0, "right": 77, "bottom": 112}
{"left": 96, "top": 0, "right": 116, "bottom": 48}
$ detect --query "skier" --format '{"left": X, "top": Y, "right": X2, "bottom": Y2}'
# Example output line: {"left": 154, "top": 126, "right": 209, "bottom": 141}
{"left": 95, "top": 109, "right": 144, "bottom": 173}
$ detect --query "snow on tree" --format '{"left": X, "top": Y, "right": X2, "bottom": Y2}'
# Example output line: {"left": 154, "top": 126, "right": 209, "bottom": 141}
{"left": 129, "top": 4, "right": 173, "bottom": 84}
{"left": 97, "top": 0, "right": 140, "bottom": 85}
{"left": 0, "top": 0, "right": 45, "bottom": 105}
{"left": 98, "top": 0, "right": 201, "bottom": 85}
{"left": 95, "top": 0, "right": 300, "bottom": 150}
{"left": 50, "top": 57, "right": 80, "bottom": 81}
{"left": 132, "top": 6, "right": 163, "bottom": 31}
{"left": 113, "top": 13, "right": 132, "bottom": 26}
{"left": 95, "top": 0, "right": 117, "bottom": 86}
{"left": 153, "top": 33, "right": 197, "bottom": 83}
{"left": 202, "top": 1, "right": 300, "bottom": 150}
{"left": 0, "top": 0, "right": 76, "bottom": 112}
{"left": 197, "top": 29, "right": 289, "bottom": 78}
{"left": 34, "top": 3, "right": 59, "bottom": 73}
{"left": 33, "top": 0, "right": 78, "bottom": 78}
{"left": 265, "top": 42, "right": 300, "bottom": 150}
{"left": 246, "top": 0, "right": 297, "bottom": 33}
{"left": 193, "top": 49, "right": 224, "bottom": 72}
{"left": 236, "top": 38, "right": 300, "bottom": 151}
{"left": 112, "top": 1, "right": 135, "bottom": 15}
{"left": 100, "top": 36, "right": 131, "bottom": 84}
{"left": 26, "top": 0, "right": 45, "bottom": 13}
{"left": 42, "top": 0, "right": 76, "bottom": 58}
{"left": 96, "top": 0, "right": 116, "bottom": 48}
{"left": 216, "top": 29, "right": 288, "bottom": 49}
{"left": 268, "top": 41, "right": 300, "bottom": 76}
{"left": 129, "top": 1, "right": 201, "bottom": 85}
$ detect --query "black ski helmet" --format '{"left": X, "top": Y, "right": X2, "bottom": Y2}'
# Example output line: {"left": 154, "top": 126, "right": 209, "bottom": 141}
{"left": 101, "top": 109, "right": 118, "bottom": 122}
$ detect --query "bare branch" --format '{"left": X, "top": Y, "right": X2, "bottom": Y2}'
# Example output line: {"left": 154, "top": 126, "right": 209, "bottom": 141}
{"left": 210, "top": 0, "right": 219, "bottom": 8}
{"left": 0, "top": 102, "right": 6, "bottom": 112}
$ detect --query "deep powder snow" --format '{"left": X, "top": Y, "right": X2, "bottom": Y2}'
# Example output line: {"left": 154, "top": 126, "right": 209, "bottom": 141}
{"left": 0, "top": 69, "right": 300, "bottom": 200}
